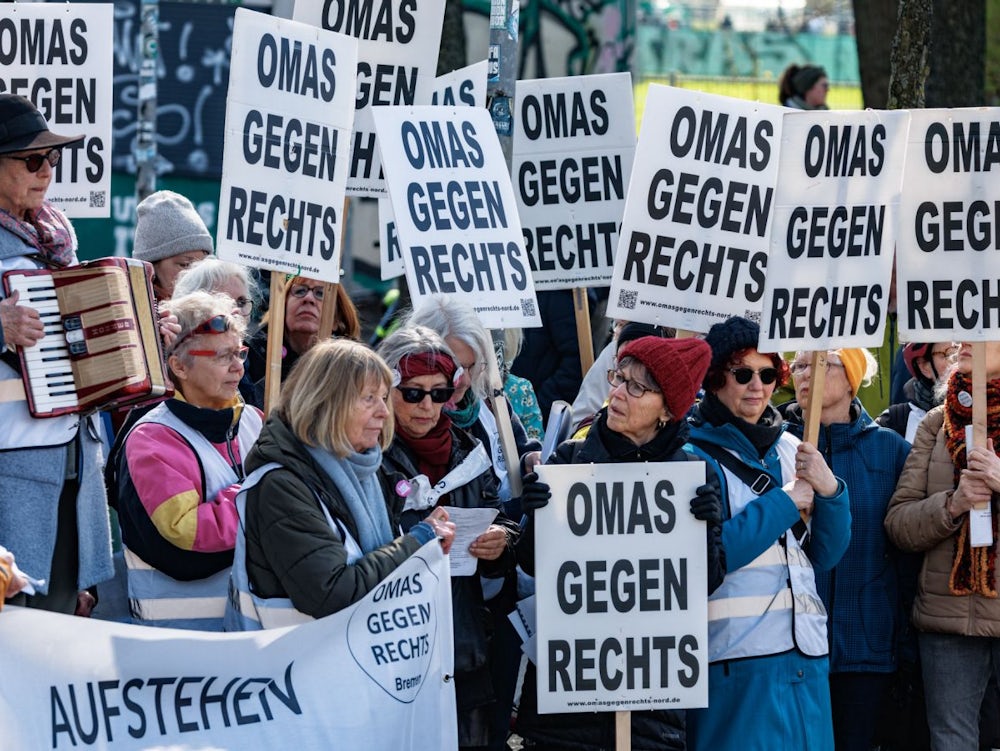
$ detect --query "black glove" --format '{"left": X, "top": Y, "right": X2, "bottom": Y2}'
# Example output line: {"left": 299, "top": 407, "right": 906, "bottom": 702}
{"left": 690, "top": 483, "right": 722, "bottom": 527}
{"left": 520, "top": 472, "right": 551, "bottom": 514}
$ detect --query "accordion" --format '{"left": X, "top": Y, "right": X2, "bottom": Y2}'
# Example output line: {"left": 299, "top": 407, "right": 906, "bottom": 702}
{"left": 2, "top": 257, "right": 171, "bottom": 418}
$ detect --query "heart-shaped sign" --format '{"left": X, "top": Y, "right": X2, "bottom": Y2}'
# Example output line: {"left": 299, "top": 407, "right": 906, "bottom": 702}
{"left": 347, "top": 551, "right": 441, "bottom": 704}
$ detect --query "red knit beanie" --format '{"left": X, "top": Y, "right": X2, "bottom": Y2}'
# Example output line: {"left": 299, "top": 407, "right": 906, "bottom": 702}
{"left": 618, "top": 336, "right": 712, "bottom": 419}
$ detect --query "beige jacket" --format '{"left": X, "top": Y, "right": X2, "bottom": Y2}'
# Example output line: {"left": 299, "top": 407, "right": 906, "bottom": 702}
{"left": 884, "top": 406, "right": 1000, "bottom": 636}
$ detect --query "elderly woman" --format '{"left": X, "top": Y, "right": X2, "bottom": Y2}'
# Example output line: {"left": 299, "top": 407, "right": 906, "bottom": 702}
{"left": 885, "top": 341, "right": 1000, "bottom": 750}
{"left": 378, "top": 325, "right": 519, "bottom": 750}
{"left": 783, "top": 348, "right": 910, "bottom": 751}
{"left": 684, "top": 316, "right": 851, "bottom": 751}
{"left": 514, "top": 336, "right": 726, "bottom": 751}
{"left": 225, "top": 338, "right": 454, "bottom": 629}
{"left": 0, "top": 94, "right": 113, "bottom": 615}
{"left": 115, "top": 292, "right": 263, "bottom": 630}
{"left": 131, "top": 190, "right": 213, "bottom": 301}
{"left": 246, "top": 275, "right": 360, "bottom": 393}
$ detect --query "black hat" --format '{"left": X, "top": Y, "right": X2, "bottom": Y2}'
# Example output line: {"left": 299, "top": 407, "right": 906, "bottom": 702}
{"left": 616, "top": 322, "right": 665, "bottom": 352}
{"left": 0, "top": 95, "right": 84, "bottom": 155}
{"left": 704, "top": 316, "right": 760, "bottom": 370}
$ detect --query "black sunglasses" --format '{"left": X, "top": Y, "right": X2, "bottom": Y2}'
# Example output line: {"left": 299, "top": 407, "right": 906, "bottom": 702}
{"left": 5, "top": 148, "right": 61, "bottom": 173}
{"left": 395, "top": 385, "right": 455, "bottom": 404}
{"left": 729, "top": 367, "right": 779, "bottom": 385}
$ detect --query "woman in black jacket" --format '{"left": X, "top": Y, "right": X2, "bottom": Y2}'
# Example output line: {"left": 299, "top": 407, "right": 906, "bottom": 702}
{"left": 378, "top": 325, "right": 521, "bottom": 751}
{"left": 515, "top": 336, "right": 726, "bottom": 751}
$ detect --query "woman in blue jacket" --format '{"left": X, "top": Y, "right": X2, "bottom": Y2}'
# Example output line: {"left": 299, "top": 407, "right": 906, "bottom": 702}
{"left": 783, "top": 347, "right": 911, "bottom": 751}
{"left": 685, "top": 317, "right": 852, "bottom": 751}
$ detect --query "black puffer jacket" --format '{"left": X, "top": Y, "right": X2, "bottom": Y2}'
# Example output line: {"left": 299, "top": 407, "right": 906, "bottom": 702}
{"left": 515, "top": 411, "right": 726, "bottom": 751}
{"left": 380, "top": 426, "right": 519, "bottom": 749}
{"left": 243, "top": 414, "right": 425, "bottom": 618}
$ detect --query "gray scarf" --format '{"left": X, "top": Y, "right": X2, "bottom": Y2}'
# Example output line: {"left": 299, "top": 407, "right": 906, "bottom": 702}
{"left": 306, "top": 444, "right": 393, "bottom": 554}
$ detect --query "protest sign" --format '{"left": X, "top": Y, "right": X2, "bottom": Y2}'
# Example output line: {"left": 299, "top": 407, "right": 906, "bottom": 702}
{"left": 759, "top": 109, "right": 910, "bottom": 351}
{"left": 534, "top": 462, "right": 708, "bottom": 714}
{"left": 293, "top": 0, "right": 446, "bottom": 196}
{"left": 513, "top": 73, "right": 635, "bottom": 291}
{"left": 897, "top": 108, "right": 1000, "bottom": 341}
{"left": 0, "top": 541, "right": 456, "bottom": 751}
{"left": 216, "top": 9, "right": 357, "bottom": 284}
{"left": 379, "top": 62, "right": 488, "bottom": 281}
{"left": 0, "top": 3, "right": 113, "bottom": 218}
{"left": 373, "top": 105, "right": 541, "bottom": 328}
{"left": 607, "top": 86, "right": 784, "bottom": 333}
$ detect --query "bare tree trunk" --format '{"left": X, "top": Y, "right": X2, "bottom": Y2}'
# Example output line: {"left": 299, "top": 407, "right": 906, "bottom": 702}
{"left": 887, "top": 0, "right": 932, "bottom": 109}
{"left": 987, "top": 0, "right": 1000, "bottom": 105}
{"left": 925, "top": 0, "right": 985, "bottom": 106}
{"left": 437, "top": 0, "right": 467, "bottom": 75}
{"left": 852, "top": 0, "right": 899, "bottom": 108}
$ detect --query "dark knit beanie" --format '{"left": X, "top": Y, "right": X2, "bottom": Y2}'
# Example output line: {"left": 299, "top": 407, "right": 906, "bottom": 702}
{"left": 618, "top": 336, "right": 711, "bottom": 420}
{"left": 704, "top": 316, "right": 760, "bottom": 370}
{"left": 616, "top": 322, "right": 665, "bottom": 353}
{"left": 792, "top": 65, "right": 826, "bottom": 97}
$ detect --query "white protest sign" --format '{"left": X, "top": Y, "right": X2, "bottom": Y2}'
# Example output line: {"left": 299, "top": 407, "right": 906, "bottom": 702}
{"left": 293, "top": 0, "right": 446, "bottom": 196}
{"left": 0, "top": 542, "right": 456, "bottom": 751}
{"left": 0, "top": 4, "right": 113, "bottom": 218}
{"left": 897, "top": 108, "right": 1000, "bottom": 340}
{"left": 379, "top": 62, "right": 488, "bottom": 280}
{"left": 217, "top": 9, "right": 357, "bottom": 284}
{"left": 534, "top": 462, "right": 708, "bottom": 714}
{"left": 373, "top": 105, "right": 542, "bottom": 328}
{"left": 512, "top": 73, "right": 635, "bottom": 291}
{"left": 759, "top": 109, "right": 910, "bottom": 351}
{"left": 607, "top": 86, "right": 784, "bottom": 333}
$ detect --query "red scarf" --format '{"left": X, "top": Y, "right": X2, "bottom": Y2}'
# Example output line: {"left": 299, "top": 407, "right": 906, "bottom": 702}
{"left": 398, "top": 415, "right": 454, "bottom": 486}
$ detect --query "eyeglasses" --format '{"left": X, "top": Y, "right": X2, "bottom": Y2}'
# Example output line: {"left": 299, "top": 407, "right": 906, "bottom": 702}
{"left": 931, "top": 346, "right": 959, "bottom": 359}
{"left": 187, "top": 346, "right": 249, "bottom": 365}
{"left": 289, "top": 284, "right": 324, "bottom": 300}
{"left": 4, "top": 148, "right": 61, "bottom": 173}
{"left": 174, "top": 314, "right": 229, "bottom": 349}
{"left": 234, "top": 296, "right": 253, "bottom": 316}
{"left": 607, "top": 369, "right": 660, "bottom": 398}
{"left": 790, "top": 361, "right": 844, "bottom": 377}
{"left": 396, "top": 385, "right": 455, "bottom": 404}
{"left": 729, "top": 366, "right": 779, "bottom": 385}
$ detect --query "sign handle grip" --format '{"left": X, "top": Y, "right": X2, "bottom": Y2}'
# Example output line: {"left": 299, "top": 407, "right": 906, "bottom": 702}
{"left": 972, "top": 342, "right": 989, "bottom": 510}
{"left": 797, "top": 349, "right": 828, "bottom": 525}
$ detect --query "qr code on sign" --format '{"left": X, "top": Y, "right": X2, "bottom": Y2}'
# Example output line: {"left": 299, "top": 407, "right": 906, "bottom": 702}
{"left": 744, "top": 309, "right": 761, "bottom": 324}
{"left": 89, "top": 191, "right": 106, "bottom": 209}
{"left": 618, "top": 289, "right": 638, "bottom": 310}
{"left": 520, "top": 298, "right": 536, "bottom": 318}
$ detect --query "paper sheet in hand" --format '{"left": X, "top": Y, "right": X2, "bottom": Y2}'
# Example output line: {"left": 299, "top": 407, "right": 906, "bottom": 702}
{"left": 446, "top": 506, "right": 499, "bottom": 576}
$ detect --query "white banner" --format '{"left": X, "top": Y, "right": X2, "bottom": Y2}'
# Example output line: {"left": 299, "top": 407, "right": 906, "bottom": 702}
{"left": 0, "top": 542, "right": 457, "bottom": 751}
{"left": 373, "top": 105, "right": 541, "bottom": 329}
{"left": 0, "top": 4, "right": 113, "bottom": 218}
{"left": 534, "top": 462, "right": 708, "bottom": 714}
{"left": 513, "top": 73, "right": 635, "bottom": 291}
{"left": 759, "top": 109, "right": 910, "bottom": 351}
{"left": 216, "top": 9, "right": 358, "bottom": 284}
{"left": 897, "top": 108, "right": 1000, "bottom": 341}
{"left": 607, "top": 86, "right": 784, "bottom": 333}
{"left": 293, "top": 0, "right": 446, "bottom": 197}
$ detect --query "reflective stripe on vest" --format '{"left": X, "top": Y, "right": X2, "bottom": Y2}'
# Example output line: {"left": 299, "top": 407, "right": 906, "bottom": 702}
{"left": 224, "top": 463, "right": 363, "bottom": 631}
{"left": 123, "top": 403, "right": 263, "bottom": 631}
{"left": 707, "top": 434, "right": 829, "bottom": 661}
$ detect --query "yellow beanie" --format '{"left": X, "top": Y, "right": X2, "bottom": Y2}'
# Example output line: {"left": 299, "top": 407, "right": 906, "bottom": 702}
{"left": 834, "top": 348, "right": 866, "bottom": 397}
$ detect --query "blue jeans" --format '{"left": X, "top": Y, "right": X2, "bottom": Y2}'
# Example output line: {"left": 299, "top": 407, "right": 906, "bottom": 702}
{"left": 919, "top": 631, "right": 1000, "bottom": 751}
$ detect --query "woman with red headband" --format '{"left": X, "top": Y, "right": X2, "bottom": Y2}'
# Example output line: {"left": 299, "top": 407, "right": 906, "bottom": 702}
{"left": 378, "top": 325, "right": 519, "bottom": 751}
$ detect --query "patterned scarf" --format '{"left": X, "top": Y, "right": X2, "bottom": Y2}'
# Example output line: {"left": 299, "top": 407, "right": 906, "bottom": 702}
{"left": 0, "top": 202, "right": 76, "bottom": 268}
{"left": 444, "top": 388, "right": 480, "bottom": 429}
{"left": 942, "top": 369, "right": 1000, "bottom": 597}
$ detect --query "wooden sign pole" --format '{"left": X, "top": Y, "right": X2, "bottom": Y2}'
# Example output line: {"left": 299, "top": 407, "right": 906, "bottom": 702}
{"left": 615, "top": 709, "right": 631, "bottom": 751}
{"left": 797, "top": 349, "right": 828, "bottom": 525}
{"left": 972, "top": 343, "right": 988, "bottom": 510}
{"left": 573, "top": 288, "right": 595, "bottom": 375}
{"left": 263, "top": 276, "right": 287, "bottom": 415}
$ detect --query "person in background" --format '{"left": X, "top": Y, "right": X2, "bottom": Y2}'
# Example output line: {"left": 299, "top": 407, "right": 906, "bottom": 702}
{"left": 0, "top": 94, "right": 113, "bottom": 615}
{"left": 226, "top": 338, "right": 454, "bottom": 629}
{"left": 514, "top": 336, "right": 726, "bottom": 750}
{"left": 131, "top": 190, "right": 213, "bottom": 301}
{"left": 878, "top": 342, "right": 957, "bottom": 443}
{"left": 378, "top": 326, "right": 519, "bottom": 751}
{"left": 779, "top": 63, "right": 830, "bottom": 109}
{"left": 115, "top": 292, "right": 262, "bottom": 630}
{"left": 783, "top": 348, "right": 910, "bottom": 751}
{"left": 246, "top": 275, "right": 360, "bottom": 397}
{"left": 685, "top": 316, "right": 851, "bottom": 751}
{"left": 885, "top": 341, "right": 1000, "bottom": 751}
{"left": 502, "top": 327, "right": 543, "bottom": 442}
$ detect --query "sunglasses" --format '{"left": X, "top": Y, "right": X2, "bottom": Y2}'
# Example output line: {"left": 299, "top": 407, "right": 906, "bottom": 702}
{"left": 289, "top": 284, "right": 325, "bottom": 300}
{"left": 729, "top": 366, "right": 779, "bottom": 385}
{"left": 395, "top": 385, "right": 455, "bottom": 404}
{"left": 5, "top": 148, "right": 61, "bottom": 173}
{"left": 174, "top": 314, "right": 229, "bottom": 349}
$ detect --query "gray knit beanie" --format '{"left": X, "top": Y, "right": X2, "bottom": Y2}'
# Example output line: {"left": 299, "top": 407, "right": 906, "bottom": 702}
{"left": 133, "top": 190, "right": 213, "bottom": 263}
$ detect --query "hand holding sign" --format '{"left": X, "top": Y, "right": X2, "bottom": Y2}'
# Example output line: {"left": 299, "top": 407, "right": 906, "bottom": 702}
{"left": 795, "top": 443, "right": 838, "bottom": 497}
{"left": 967, "top": 439, "right": 1000, "bottom": 493}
